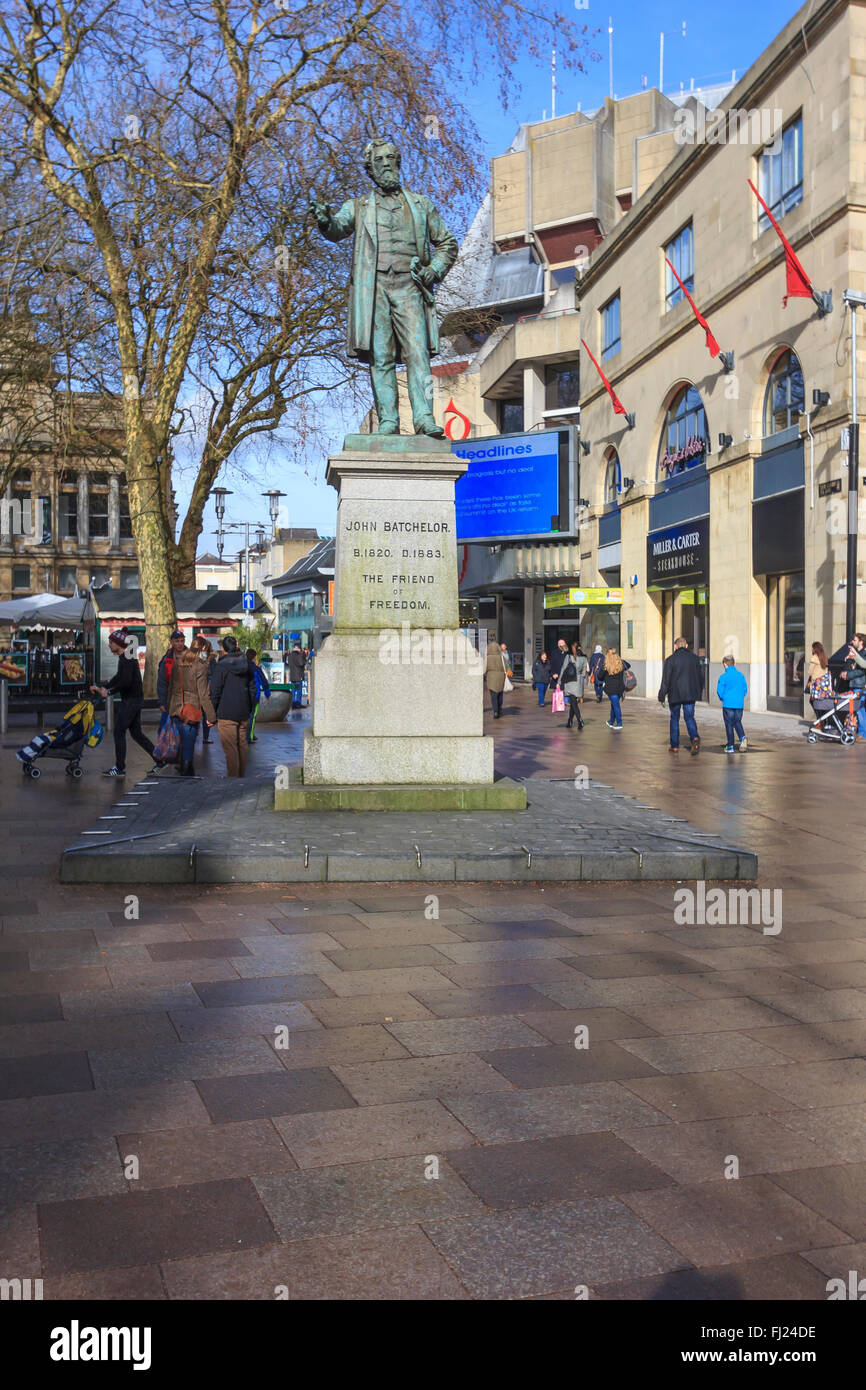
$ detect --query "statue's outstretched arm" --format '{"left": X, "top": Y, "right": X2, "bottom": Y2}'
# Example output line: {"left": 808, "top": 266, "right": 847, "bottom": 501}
{"left": 312, "top": 198, "right": 356, "bottom": 242}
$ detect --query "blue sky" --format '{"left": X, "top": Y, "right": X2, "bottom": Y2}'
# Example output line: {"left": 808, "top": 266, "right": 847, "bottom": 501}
{"left": 193, "top": 0, "right": 804, "bottom": 559}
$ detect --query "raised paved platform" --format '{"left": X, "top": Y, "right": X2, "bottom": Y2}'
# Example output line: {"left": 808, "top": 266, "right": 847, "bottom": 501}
{"left": 60, "top": 772, "right": 758, "bottom": 884}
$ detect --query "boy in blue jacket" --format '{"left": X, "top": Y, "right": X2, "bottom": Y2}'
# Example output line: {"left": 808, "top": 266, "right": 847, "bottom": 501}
{"left": 717, "top": 655, "right": 748, "bottom": 752}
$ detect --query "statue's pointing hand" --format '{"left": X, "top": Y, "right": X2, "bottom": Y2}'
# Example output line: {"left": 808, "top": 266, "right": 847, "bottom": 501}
{"left": 310, "top": 197, "right": 331, "bottom": 229}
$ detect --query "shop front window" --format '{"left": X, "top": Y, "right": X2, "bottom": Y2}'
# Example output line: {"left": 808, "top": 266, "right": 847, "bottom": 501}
{"left": 658, "top": 384, "right": 709, "bottom": 480}
{"left": 767, "top": 572, "right": 806, "bottom": 712}
{"left": 763, "top": 349, "right": 804, "bottom": 436}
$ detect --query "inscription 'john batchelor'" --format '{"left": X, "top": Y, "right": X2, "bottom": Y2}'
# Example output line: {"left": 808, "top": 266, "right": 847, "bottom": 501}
{"left": 345, "top": 520, "right": 449, "bottom": 532}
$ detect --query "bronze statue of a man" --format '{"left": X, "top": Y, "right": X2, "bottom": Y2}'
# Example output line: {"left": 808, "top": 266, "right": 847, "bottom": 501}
{"left": 311, "top": 139, "right": 458, "bottom": 437}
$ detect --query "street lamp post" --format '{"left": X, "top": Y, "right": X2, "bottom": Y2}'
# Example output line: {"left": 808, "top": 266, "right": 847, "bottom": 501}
{"left": 843, "top": 290, "right": 864, "bottom": 638}
{"left": 262, "top": 490, "right": 286, "bottom": 538}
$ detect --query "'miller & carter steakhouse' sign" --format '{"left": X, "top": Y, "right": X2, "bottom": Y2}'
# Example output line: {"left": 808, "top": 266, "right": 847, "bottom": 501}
{"left": 646, "top": 517, "right": 709, "bottom": 586}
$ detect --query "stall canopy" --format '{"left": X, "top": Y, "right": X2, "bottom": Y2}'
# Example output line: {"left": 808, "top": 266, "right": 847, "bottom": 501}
{"left": 0, "top": 593, "right": 91, "bottom": 629}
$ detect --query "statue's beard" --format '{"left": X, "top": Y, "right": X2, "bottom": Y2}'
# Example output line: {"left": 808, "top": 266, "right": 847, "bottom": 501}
{"left": 376, "top": 171, "right": 400, "bottom": 192}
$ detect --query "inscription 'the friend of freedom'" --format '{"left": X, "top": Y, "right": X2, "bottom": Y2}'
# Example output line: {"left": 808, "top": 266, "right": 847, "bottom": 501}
{"left": 345, "top": 520, "right": 449, "bottom": 533}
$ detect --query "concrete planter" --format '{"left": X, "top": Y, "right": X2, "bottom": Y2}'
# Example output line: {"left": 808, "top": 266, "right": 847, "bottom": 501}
{"left": 256, "top": 691, "right": 293, "bottom": 722}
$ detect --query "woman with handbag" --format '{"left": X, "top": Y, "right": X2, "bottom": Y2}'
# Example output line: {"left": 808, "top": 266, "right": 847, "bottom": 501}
{"left": 168, "top": 634, "right": 217, "bottom": 776}
{"left": 597, "top": 648, "right": 631, "bottom": 730}
{"left": 485, "top": 640, "right": 510, "bottom": 718}
{"left": 560, "top": 642, "right": 588, "bottom": 729}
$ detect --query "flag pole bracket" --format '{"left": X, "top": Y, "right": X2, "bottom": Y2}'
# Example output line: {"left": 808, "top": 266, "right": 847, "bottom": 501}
{"left": 718, "top": 351, "right": 735, "bottom": 374}
{"left": 625, "top": 412, "right": 636, "bottom": 430}
{"left": 813, "top": 290, "right": 833, "bottom": 318}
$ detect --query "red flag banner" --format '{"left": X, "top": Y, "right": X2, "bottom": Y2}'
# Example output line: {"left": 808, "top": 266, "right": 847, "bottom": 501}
{"left": 748, "top": 179, "right": 814, "bottom": 306}
{"left": 581, "top": 338, "right": 627, "bottom": 415}
{"left": 664, "top": 256, "right": 720, "bottom": 358}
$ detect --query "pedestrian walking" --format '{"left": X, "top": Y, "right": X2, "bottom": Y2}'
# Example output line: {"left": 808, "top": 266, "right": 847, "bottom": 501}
{"left": 287, "top": 643, "right": 306, "bottom": 707}
{"left": 209, "top": 636, "right": 257, "bottom": 776}
{"left": 157, "top": 629, "right": 187, "bottom": 736}
{"left": 245, "top": 648, "right": 271, "bottom": 742}
{"left": 589, "top": 644, "right": 605, "bottom": 701}
{"left": 716, "top": 654, "right": 748, "bottom": 753}
{"left": 485, "top": 640, "right": 509, "bottom": 718}
{"left": 199, "top": 638, "right": 217, "bottom": 743}
{"left": 167, "top": 635, "right": 217, "bottom": 776}
{"left": 531, "top": 651, "right": 552, "bottom": 707}
{"left": 559, "top": 642, "right": 588, "bottom": 729}
{"left": 548, "top": 639, "right": 568, "bottom": 691}
{"left": 842, "top": 634, "right": 866, "bottom": 740}
{"left": 598, "top": 648, "right": 630, "bottom": 729}
{"left": 658, "top": 636, "right": 704, "bottom": 754}
{"left": 90, "top": 628, "right": 157, "bottom": 777}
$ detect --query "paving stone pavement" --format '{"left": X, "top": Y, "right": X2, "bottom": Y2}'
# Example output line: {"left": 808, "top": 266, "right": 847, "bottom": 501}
{"left": 0, "top": 685, "right": 864, "bottom": 1299}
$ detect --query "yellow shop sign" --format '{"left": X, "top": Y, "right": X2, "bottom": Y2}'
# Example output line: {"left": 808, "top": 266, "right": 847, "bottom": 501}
{"left": 544, "top": 587, "right": 624, "bottom": 609}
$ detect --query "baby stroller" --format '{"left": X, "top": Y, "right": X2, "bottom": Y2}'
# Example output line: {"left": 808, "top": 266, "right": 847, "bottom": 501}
{"left": 807, "top": 680, "right": 860, "bottom": 746}
{"left": 16, "top": 698, "right": 103, "bottom": 779}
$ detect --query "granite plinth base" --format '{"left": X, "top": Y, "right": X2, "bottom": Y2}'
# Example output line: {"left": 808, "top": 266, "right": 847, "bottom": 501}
{"left": 302, "top": 728, "right": 495, "bottom": 787}
{"left": 275, "top": 765, "right": 526, "bottom": 812}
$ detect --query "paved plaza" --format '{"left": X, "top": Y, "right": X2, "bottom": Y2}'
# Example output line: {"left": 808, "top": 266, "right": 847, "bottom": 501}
{"left": 2, "top": 687, "right": 865, "bottom": 1299}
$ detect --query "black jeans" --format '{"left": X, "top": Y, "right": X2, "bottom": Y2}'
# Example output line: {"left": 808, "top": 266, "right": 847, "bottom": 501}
{"left": 114, "top": 697, "right": 154, "bottom": 770}
{"left": 566, "top": 694, "right": 583, "bottom": 726}
{"left": 490, "top": 689, "right": 503, "bottom": 716}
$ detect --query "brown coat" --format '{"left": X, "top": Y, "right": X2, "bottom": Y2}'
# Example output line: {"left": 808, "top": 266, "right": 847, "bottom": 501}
{"left": 485, "top": 644, "right": 509, "bottom": 693}
{"left": 169, "top": 653, "right": 217, "bottom": 723}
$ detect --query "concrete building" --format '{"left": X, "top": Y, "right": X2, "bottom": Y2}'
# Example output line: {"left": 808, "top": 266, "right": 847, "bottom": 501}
{"left": 577, "top": 0, "right": 865, "bottom": 714}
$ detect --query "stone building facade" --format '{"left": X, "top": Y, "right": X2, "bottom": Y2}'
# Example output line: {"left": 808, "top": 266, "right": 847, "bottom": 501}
{"left": 0, "top": 382, "right": 138, "bottom": 600}
{"left": 577, "top": 0, "right": 865, "bottom": 713}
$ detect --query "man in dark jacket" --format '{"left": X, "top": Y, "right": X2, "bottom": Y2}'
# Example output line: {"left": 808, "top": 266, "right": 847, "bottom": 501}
{"left": 91, "top": 628, "right": 157, "bottom": 777}
{"left": 549, "top": 639, "right": 569, "bottom": 685}
{"left": 659, "top": 637, "right": 704, "bottom": 754}
{"left": 287, "top": 644, "right": 306, "bottom": 708}
{"left": 209, "top": 636, "right": 257, "bottom": 777}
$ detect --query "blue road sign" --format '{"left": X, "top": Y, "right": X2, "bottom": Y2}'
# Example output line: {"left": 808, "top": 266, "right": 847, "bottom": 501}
{"left": 242, "top": 591, "right": 255, "bottom": 612}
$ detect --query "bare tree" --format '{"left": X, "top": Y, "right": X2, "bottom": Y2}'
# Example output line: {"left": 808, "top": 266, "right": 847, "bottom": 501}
{"left": 0, "top": 0, "right": 595, "bottom": 689}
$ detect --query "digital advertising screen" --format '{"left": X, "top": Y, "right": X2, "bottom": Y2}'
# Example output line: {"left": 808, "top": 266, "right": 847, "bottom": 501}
{"left": 453, "top": 430, "right": 570, "bottom": 543}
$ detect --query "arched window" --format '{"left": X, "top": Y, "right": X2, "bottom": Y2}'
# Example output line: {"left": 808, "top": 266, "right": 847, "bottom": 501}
{"left": 764, "top": 350, "right": 804, "bottom": 436}
{"left": 603, "top": 451, "right": 621, "bottom": 506}
{"left": 657, "top": 384, "right": 709, "bottom": 480}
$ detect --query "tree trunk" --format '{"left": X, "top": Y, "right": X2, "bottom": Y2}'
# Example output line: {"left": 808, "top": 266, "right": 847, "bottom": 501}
{"left": 127, "top": 468, "right": 177, "bottom": 697}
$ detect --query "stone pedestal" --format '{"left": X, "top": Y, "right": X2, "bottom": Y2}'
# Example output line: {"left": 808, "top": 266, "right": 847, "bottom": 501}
{"left": 299, "top": 436, "right": 503, "bottom": 800}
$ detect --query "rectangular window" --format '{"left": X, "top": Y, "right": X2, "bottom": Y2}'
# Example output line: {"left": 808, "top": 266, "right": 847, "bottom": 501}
{"left": 545, "top": 362, "right": 580, "bottom": 411}
{"left": 757, "top": 117, "right": 803, "bottom": 231}
{"left": 664, "top": 223, "right": 694, "bottom": 310}
{"left": 59, "top": 490, "right": 78, "bottom": 539}
{"left": 89, "top": 477, "right": 109, "bottom": 538}
{"left": 119, "top": 476, "right": 133, "bottom": 539}
{"left": 500, "top": 398, "right": 524, "bottom": 433}
{"left": 12, "top": 565, "right": 31, "bottom": 589}
{"left": 601, "top": 294, "right": 621, "bottom": 361}
{"left": 122, "top": 568, "right": 140, "bottom": 589}
{"left": 58, "top": 565, "right": 78, "bottom": 591}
